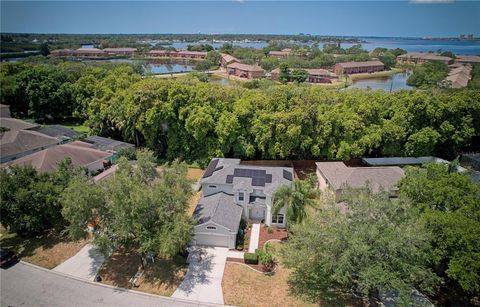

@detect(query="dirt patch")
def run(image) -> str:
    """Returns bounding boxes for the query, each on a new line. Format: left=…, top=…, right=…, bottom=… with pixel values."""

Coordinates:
left=187, top=167, right=204, bottom=182
left=259, top=225, right=288, bottom=249
left=99, top=249, right=187, bottom=297
left=0, top=228, right=87, bottom=269
left=186, top=190, right=202, bottom=217
left=222, top=262, right=316, bottom=307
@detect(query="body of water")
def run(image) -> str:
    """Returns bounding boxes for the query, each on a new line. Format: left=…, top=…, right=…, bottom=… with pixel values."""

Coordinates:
left=347, top=72, right=413, bottom=92
left=148, top=63, right=194, bottom=74
left=167, top=37, right=479, bottom=55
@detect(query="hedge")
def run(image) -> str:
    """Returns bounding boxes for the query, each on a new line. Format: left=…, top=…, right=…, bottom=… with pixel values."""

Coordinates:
left=244, top=252, right=258, bottom=264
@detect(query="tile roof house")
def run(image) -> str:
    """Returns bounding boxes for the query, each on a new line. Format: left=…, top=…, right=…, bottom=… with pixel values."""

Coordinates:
left=0, top=117, right=39, bottom=131
left=316, top=162, right=405, bottom=202
left=103, top=48, right=138, bottom=56
left=0, top=130, right=59, bottom=163
left=396, top=52, right=454, bottom=65
left=226, top=62, right=265, bottom=79
left=193, top=158, right=294, bottom=248
left=454, top=55, right=480, bottom=65
left=333, top=60, right=385, bottom=75
left=220, top=53, right=239, bottom=68
left=271, top=68, right=337, bottom=83
left=3, top=141, right=113, bottom=173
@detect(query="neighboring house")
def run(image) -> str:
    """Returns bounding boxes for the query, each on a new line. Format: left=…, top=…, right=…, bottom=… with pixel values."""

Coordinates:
left=84, top=135, right=135, bottom=152
left=0, top=117, right=39, bottom=131
left=192, top=158, right=294, bottom=248
left=268, top=50, right=291, bottom=59
left=316, top=162, right=405, bottom=202
left=454, top=55, right=480, bottom=65
left=147, top=50, right=207, bottom=60
left=50, top=49, right=75, bottom=57
left=220, top=53, right=239, bottom=68
left=0, top=130, right=59, bottom=163
left=74, top=48, right=106, bottom=57
left=226, top=62, right=265, bottom=79
left=103, top=48, right=138, bottom=56
left=2, top=141, right=113, bottom=173
left=0, top=104, right=11, bottom=118
left=396, top=52, right=454, bottom=65
left=36, top=125, right=82, bottom=143
left=445, top=65, right=472, bottom=88
left=271, top=68, right=337, bottom=83
left=333, top=60, right=385, bottom=76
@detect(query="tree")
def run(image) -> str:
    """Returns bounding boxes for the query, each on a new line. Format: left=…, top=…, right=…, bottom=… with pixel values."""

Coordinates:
left=279, top=63, right=290, bottom=84
left=61, top=149, right=194, bottom=268
left=399, top=163, right=480, bottom=300
left=290, top=69, right=309, bottom=83
left=281, top=188, right=439, bottom=304
left=407, top=60, right=449, bottom=88
left=272, top=177, right=318, bottom=225
left=40, top=43, right=50, bottom=56
left=0, top=166, right=69, bottom=235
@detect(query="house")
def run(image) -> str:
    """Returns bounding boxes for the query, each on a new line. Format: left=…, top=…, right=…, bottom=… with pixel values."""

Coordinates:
left=271, top=68, right=336, bottom=83
left=454, top=55, right=480, bottom=65
left=148, top=50, right=207, bottom=60
left=315, top=162, right=405, bottom=202
left=84, top=135, right=134, bottom=152
left=74, top=48, right=106, bottom=58
left=35, top=125, right=82, bottom=143
left=268, top=50, right=291, bottom=59
left=220, top=53, right=239, bottom=68
left=226, top=62, right=265, bottom=79
left=192, top=158, right=294, bottom=248
left=0, top=104, right=11, bottom=118
left=396, top=52, right=454, bottom=65
left=0, top=117, right=39, bottom=131
left=444, top=65, right=472, bottom=88
left=333, top=61, right=385, bottom=76
left=2, top=141, right=113, bottom=173
left=0, top=130, right=59, bottom=163
left=103, top=48, right=137, bottom=56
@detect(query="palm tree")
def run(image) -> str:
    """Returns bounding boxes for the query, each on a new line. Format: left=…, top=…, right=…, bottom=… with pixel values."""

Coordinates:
left=272, top=178, right=319, bottom=225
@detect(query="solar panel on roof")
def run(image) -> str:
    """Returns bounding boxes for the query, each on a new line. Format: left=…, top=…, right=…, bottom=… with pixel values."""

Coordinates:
left=202, top=159, right=219, bottom=178
left=283, top=170, right=293, bottom=181
left=266, top=174, right=272, bottom=183
left=251, top=177, right=265, bottom=187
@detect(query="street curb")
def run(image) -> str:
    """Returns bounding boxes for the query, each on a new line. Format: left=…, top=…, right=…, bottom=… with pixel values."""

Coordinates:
left=19, top=260, right=226, bottom=307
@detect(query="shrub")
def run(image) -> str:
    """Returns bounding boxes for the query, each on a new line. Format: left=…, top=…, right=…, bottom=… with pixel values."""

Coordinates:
left=257, top=249, right=274, bottom=266
left=244, top=252, right=258, bottom=264
left=267, top=227, right=273, bottom=234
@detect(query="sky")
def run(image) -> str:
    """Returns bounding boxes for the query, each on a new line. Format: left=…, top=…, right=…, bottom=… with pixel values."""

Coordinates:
left=1, top=1, right=479, bottom=37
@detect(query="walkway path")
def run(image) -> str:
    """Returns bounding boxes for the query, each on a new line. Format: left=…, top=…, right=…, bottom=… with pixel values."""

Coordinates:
left=53, top=243, right=105, bottom=281
left=172, top=247, right=228, bottom=305
left=2, top=261, right=221, bottom=307
left=248, top=223, right=261, bottom=253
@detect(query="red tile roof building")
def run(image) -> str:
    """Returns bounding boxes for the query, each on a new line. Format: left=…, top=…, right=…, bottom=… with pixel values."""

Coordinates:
left=148, top=50, right=207, bottom=60
left=220, top=53, right=239, bottom=68
left=333, top=60, right=385, bottom=75
left=396, top=52, right=454, bottom=65
left=226, top=62, right=265, bottom=79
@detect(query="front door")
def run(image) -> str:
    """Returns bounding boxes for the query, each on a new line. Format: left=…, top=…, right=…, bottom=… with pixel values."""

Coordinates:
left=249, top=207, right=265, bottom=220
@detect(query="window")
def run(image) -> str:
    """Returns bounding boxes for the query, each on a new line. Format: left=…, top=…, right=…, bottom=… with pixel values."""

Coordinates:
left=272, top=214, right=284, bottom=224
left=208, top=185, right=217, bottom=189
left=238, top=192, right=244, bottom=201
left=206, top=226, right=217, bottom=230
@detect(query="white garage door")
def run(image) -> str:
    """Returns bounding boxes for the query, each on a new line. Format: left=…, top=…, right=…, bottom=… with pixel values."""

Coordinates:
left=194, top=233, right=230, bottom=248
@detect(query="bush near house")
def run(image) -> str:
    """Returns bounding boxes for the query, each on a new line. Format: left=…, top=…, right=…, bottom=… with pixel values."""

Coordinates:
left=244, top=252, right=258, bottom=264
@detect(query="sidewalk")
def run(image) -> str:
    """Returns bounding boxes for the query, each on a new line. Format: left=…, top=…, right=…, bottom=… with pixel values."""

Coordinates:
left=53, top=243, right=105, bottom=281
left=248, top=223, right=260, bottom=253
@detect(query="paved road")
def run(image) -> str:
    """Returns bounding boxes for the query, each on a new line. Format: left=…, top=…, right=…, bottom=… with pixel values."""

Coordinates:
left=1, top=261, right=222, bottom=307
left=53, top=243, right=105, bottom=281
left=172, top=247, right=228, bottom=305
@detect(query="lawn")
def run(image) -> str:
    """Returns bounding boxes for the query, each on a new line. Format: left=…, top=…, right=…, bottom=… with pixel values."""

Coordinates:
left=187, top=167, right=204, bottom=182
left=60, top=122, right=91, bottom=134
left=187, top=190, right=202, bottom=217
left=98, top=248, right=188, bottom=297
left=0, top=227, right=87, bottom=269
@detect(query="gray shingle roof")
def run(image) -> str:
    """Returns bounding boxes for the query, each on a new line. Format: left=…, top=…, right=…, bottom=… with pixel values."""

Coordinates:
left=0, top=130, right=59, bottom=160
left=0, top=118, right=39, bottom=131
left=200, top=158, right=294, bottom=196
left=37, top=125, right=82, bottom=139
left=193, top=192, right=243, bottom=232
left=316, top=162, right=404, bottom=193
left=85, top=136, right=134, bottom=152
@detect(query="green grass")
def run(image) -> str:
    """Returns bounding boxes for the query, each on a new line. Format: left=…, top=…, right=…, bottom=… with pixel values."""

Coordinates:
left=60, top=123, right=90, bottom=134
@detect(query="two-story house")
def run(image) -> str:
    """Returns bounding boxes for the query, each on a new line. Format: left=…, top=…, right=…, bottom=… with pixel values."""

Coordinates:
left=192, top=158, right=294, bottom=248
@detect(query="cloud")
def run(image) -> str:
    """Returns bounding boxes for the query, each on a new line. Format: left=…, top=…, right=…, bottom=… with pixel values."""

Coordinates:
left=409, top=0, right=454, bottom=4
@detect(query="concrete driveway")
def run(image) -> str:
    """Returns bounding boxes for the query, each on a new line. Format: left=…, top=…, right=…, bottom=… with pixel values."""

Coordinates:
left=172, top=246, right=228, bottom=305
left=53, top=243, right=105, bottom=281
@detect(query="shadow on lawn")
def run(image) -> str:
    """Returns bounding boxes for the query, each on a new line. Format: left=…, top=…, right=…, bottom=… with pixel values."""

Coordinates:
left=0, top=228, right=66, bottom=259
left=99, top=248, right=188, bottom=295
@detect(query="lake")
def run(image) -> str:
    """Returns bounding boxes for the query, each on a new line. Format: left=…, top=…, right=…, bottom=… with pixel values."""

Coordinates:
left=347, top=72, right=413, bottom=92
left=148, top=63, right=194, bottom=74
